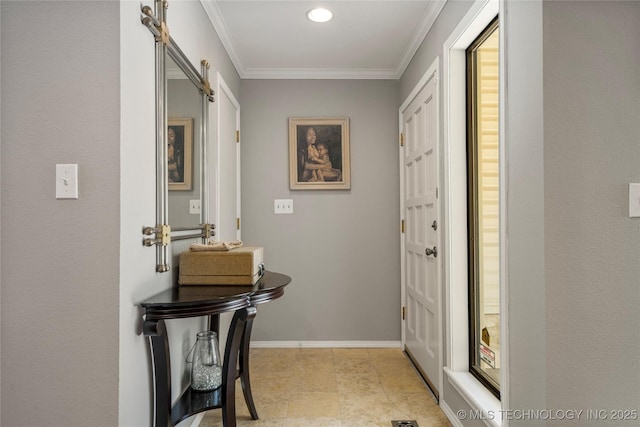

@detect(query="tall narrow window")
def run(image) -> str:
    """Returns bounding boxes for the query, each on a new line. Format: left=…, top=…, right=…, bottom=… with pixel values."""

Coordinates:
left=466, top=17, right=500, bottom=398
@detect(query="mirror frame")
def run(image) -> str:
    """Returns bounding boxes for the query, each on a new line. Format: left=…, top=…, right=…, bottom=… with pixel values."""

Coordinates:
left=141, top=0, right=215, bottom=272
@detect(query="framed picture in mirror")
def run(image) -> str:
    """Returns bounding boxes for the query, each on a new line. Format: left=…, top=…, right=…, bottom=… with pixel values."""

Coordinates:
left=289, top=117, right=350, bottom=190
left=168, top=117, right=193, bottom=191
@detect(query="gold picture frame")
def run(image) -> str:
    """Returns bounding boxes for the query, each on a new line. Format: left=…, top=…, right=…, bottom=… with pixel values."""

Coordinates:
left=289, top=117, right=350, bottom=190
left=168, top=117, right=193, bottom=191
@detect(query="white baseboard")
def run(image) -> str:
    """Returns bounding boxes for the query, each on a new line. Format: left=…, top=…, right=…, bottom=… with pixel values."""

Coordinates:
left=440, top=400, right=464, bottom=427
left=250, top=341, right=402, bottom=348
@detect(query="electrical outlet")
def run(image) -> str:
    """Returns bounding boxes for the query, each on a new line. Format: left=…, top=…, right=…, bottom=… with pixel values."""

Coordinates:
left=189, top=199, right=201, bottom=214
left=56, top=164, right=78, bottom=199
left=274, top=199, right=293, bottom=214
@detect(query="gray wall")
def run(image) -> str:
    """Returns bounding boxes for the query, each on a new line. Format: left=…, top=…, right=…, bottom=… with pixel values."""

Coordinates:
left=119, top=1, right=241, bottom=425
left=504, top=0, right=547, bottom=420
left=240, top=79, right=401, bottom=342
left=1, top=1, right=120, bottom=425
left=3, top=1, right=638, bottom=425
left=400, top=0, right=475, bottom=102
left=400, top=0, right=639, bottom=424
left=1, top=1, right=241, bottom=425
left=1, top=4, right=3, bottom=423
left=543, top=1, right=640, bottom=422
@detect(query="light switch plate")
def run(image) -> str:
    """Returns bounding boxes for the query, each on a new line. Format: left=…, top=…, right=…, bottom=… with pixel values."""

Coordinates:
left=630, top=183, right=640, bottom=217
left=189, top=199, right=201, bottom=214
left=274, top=199, right=293, bottom=214
left=56, top=164, right=78, bottom=199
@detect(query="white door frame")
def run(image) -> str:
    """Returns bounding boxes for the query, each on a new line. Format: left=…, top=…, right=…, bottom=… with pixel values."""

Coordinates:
left=211, top=72, right=242, bottom=394
left=439, top=0, right=506, bottom=422
left=214, top=71, right=241, bottom=240
left=399, top=57, right=443, bottom=398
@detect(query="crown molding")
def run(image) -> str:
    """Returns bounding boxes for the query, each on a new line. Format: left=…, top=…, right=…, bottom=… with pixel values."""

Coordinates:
left=200, top=0, right=447, bottom=80
left=240, top=67, right=400, bottom=80
left=200, top=0, right=247, bottom=77
left=395, top=0, right=447, bottom=78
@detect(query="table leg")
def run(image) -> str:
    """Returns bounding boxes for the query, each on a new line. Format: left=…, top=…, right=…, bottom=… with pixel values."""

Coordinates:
left=239, top=314, right=258, bottom=419
left=143, top=319, right=171, bottom=427
left=221, top=306, right=257, bottom=427
left=209, top=313, right=220, bottom=334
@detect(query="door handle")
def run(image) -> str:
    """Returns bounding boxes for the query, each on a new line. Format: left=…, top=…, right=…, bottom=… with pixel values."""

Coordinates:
left=425, top=246, right=438, bottom=257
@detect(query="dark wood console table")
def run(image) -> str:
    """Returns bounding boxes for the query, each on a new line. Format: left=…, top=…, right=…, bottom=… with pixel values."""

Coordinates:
left=139, top=271, right=291, bottom=427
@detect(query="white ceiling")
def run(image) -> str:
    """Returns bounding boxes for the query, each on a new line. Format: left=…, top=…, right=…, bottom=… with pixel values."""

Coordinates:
left=200, top=1, right=446, bottom=79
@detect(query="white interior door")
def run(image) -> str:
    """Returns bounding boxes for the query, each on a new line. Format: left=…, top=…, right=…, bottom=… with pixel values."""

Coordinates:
left=214, top=73, right=241, bottom=360
left=216, top=73, right=241, bottom=242
left=400, top=63, right=441, bottom=399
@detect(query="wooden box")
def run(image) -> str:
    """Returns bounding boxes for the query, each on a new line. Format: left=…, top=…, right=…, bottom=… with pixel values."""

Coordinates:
left=178, top=247, right=264, bottom=285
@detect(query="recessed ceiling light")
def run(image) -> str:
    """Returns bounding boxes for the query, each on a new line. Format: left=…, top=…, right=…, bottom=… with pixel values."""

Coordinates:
left=307, top=8, right=333, bottom=23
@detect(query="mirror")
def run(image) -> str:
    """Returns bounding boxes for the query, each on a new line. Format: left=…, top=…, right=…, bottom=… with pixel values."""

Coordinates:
left=141, top=0, right=215, bottom=272
left=167, top=55, right=202, bottom=230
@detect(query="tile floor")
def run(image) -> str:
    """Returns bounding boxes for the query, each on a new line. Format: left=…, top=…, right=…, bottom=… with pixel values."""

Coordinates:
left=200, top=348, right=452, bottom=427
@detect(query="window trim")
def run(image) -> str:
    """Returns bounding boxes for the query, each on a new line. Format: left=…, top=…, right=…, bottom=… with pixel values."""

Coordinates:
left=466, top=16, right=501, bottom=399
left=440, top=0, right=505, bottom=424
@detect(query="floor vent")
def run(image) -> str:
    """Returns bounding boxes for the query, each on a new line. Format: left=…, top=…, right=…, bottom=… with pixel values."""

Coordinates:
left=391, top=421, right=419, bottom=427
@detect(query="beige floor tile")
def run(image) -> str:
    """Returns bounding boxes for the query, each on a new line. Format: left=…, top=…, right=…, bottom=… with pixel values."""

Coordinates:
left=298, top=348, right=334, bottom=359
left=287, top=391, right=340, bottom=418
left=251, top=355, right=294, bottom=373
left=372, top=356, right=415, bottom=375
left=338, top=391, right=394, bottom=420
left=368, top=347, right=406, bottom=360
left=290, top=369, right=337, bottom=392
left=334, top=357, right=376, bottom=375
left=249, top=368, right=289, bottom=382
left=413, top=410, right=454, bottom=427
left=385, top=390, right=438, bottom=407
left=200, top=390, right=284, bottom=425
left=391, top=395, right=451, bottom=426
left=284, top=417, right=343, bottom=426
left=250, top=372, right=294, bottom=392
left=200, top=348, right=452, bottom=427
left=199, top=411, right=220, bottom=427
left=332, top=347, right=371, bottom=359
left=380, top=372, right=431, bottom=394
left=341, top=417, right=393, bottom=427
left=236, top=417, right=288, bottom=427
left=290, top=356, right=337, bottom=392
left=253, top=392, right=291, bottom=419
left=293, top=358, right=335, bottom=373
left=336, top=372, right=386, bottom=395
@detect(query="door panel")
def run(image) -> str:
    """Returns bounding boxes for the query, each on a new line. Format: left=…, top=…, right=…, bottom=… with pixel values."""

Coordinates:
left=401, top=69, right=441, bottom=399
left=215, top=74, right=241, bottom=358
left=217, top=75, right=240, bottom=242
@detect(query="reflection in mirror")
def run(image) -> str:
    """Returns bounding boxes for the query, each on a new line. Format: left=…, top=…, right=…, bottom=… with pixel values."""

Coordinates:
left=167, top=55, right=202, bottom=230
left=140, top=0, right=215, bottom=272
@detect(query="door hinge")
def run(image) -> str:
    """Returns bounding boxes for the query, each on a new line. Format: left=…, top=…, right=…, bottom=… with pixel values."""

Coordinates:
left=402, top=306, right=406, bottom=320
left=400, top=133, right=404, bottom=147
left=236, top=130, right=240, bottom=142
left=436, top=187, right=438, bottom=199
left=401, top=219, right=405, bottom=234
left=236, top=217, right=240, bottom=230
